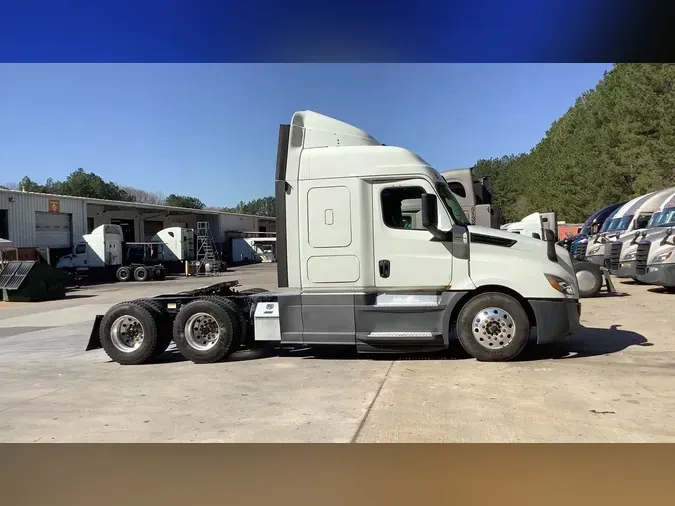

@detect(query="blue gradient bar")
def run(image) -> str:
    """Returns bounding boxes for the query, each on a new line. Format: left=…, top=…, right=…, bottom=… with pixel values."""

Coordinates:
left=0, top=0, right=642, bottom=62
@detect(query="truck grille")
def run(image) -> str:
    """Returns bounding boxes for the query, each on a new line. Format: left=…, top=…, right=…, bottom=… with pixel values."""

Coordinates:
left=575, top=241, right=588, bottom=260
left=635, top=241, right=651, bottom=275
left=609, top=241, right=623, bottom=270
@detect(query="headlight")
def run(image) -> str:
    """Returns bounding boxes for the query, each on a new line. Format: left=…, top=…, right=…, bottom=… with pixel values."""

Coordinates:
left=654, top=251, right=673, bottom=263
left=545, top=274, right=575, bottom=297
left=624, top=252, right=636, bottom=261
left=587, top=247, right=601, bottom=255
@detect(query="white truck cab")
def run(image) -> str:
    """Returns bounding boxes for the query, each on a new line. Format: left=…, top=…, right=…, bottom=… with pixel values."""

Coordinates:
left=273, top=111, right=580, bottom=361
left=608, top=188, right=675, bottom=277
left=56, top=224, right=124, bottom=272
left=584, top=192, right=655, bottom=267
left=500, top=212, right=557, bottom=240
left=634, top=192, right=675, bottom=288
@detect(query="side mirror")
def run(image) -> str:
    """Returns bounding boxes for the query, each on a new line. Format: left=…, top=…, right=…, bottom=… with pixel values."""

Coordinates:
left=421, top=193, right=438, bottom=229
left=662, top=227, right=674, bottom=245
left=544, top=229, right=557, bottom=262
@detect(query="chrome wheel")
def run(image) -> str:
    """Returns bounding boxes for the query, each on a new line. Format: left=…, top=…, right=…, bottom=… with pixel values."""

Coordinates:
left=185, top=312, right=221, bottom=351
left=576, top=269, right=597, bottom=294
left=472, top=307, right=515, bottom=350
left=110, top=315, right=144, bottom=353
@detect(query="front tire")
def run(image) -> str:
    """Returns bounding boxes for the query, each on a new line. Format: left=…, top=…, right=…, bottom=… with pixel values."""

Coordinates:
left=456, top=292, right=530, bottom=362
left=574, top=261, right=603, bottom=297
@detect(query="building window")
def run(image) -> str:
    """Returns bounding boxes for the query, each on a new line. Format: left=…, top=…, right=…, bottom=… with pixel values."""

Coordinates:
left=87, top=217, right=95, bottom=234
left=381, top=186, right=427, bottom=230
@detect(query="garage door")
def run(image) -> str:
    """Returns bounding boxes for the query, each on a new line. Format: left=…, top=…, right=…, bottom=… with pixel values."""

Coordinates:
left=35, top=212, right=72, bottom=248
left=143, top=220, right=164, bottom=241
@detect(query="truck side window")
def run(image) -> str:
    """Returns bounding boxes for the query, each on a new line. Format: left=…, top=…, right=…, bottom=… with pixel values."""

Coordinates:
left=381, top=186, right=426, bottom=230
left=75, top=243, right=86, bottom=254
left=448, top=182, right=466, bottom=198
left=636, top=214, right=651, bottom=229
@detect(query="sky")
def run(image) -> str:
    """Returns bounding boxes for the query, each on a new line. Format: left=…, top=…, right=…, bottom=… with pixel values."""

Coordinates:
left=0, top=64, right=612, bottom=208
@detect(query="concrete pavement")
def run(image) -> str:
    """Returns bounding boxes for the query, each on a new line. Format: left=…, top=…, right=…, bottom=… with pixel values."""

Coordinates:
left=0, top=265, right=673, bottom=442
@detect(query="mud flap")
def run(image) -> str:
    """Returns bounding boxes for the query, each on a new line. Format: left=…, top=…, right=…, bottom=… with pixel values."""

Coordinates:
left=86, top=314, right=103, bottom=351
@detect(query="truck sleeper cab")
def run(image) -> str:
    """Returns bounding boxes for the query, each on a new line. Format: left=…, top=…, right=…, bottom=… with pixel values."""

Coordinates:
left=609, top=189, right=675, bottom=278
left=88, top=111, right=580, bottom=366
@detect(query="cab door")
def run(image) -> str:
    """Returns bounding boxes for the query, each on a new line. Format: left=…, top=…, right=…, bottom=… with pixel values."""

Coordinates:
left=372, top=178, right=453, bottom=290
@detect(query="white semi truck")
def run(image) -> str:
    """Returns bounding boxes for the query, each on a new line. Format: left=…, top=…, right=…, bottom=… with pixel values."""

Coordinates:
left=634, top=192, right=675, bottom=290
left=500, top=212, right=557, bottom=240
left=87, top=111, right=580, bottom=365
left=583, top=192, right=656, bottom=267
left=608, top=188, right=675, bottom=278
left=57, top=224, right=196, bottom=282
left=441, top=168, right=501, bottom=228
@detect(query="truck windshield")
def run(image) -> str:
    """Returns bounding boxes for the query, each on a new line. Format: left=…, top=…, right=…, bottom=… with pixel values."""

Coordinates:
left=658, top=207, right=675, bottom=227
left=435, top=181, right=470, bottom=226
left=601, top=218, right=619, bottom=233
left=647, top=212, right=662, bottom=228
left=616, top=215, right=634, bottom=231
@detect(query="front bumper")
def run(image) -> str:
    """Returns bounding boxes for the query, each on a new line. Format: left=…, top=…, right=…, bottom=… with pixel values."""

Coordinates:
left=612, top=260, right=635, bottom=278
left=586, top=254, right=607, bottom=267
left=642, top=263, right=675, bottom=287
left=529, top=298, right=581, bottom=344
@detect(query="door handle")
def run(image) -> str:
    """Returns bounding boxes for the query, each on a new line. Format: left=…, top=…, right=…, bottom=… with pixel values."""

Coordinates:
left=379, top=260, right=390, bottom=278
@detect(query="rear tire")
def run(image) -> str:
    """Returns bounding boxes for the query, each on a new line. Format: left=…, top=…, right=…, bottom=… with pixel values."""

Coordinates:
left=172, top=299, right=238, bottom=364
left=99, top=302, right=162, bottom=365
left=574, top=262, right=603, bottom=298
left=456, top=292, right=530, bottom=362
left=133, top=299, right=173, bottom=359
left=134, top=266, right=150, bottom=282
left=116, top=266, right=132, bottom=282
left=202, top=296, right=246, bottom=349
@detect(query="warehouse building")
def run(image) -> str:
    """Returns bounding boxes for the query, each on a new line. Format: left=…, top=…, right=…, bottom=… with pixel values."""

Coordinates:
left=0, top=188, right=275, bottom=263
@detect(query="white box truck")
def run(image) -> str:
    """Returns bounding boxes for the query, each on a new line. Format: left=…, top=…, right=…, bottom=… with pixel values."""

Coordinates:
left=87, top=111, right=580, bottom=365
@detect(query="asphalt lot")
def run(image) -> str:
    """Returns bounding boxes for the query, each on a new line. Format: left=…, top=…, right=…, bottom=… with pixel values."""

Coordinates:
left=0, top=263, right=673, bottom=442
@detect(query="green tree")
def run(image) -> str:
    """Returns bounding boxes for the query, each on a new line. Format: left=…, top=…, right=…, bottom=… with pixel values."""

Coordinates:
left=166, top=194, right=206, bottom=209
left=476, top=64, right=675, bottom=223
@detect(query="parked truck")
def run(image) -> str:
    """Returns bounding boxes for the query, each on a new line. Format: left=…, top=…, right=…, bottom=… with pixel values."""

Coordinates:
left=634, top=192, right=675, bottom=290
left=87, top=111, right=580, bottom=366
left=607, top=188, right=675, bottom=278
left=583, top=192, right=656, bottom=267
left=57, top=224, right=167, bottom=282
left=441, top=168, right=501, bottom=228
left=559, top=201, right=625, bottom=255
left=500, top=212, right=557, bottom=240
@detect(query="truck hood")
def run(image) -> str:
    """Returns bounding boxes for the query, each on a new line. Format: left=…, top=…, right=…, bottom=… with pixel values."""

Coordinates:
left=467, top=224, right=568, bottom=264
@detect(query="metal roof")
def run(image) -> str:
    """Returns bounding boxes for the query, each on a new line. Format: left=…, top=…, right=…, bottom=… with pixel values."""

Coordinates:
left=0, top=188, right=275, bottom=221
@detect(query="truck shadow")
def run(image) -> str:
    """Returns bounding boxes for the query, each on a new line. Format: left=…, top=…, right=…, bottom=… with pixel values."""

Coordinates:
left=518, top=324, right=651, bottom=361
left=148, top=325, right=650, bottom=364
left=152, top=344, right=281, bottom=364
left=647, top=287, right=675, bottom=295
